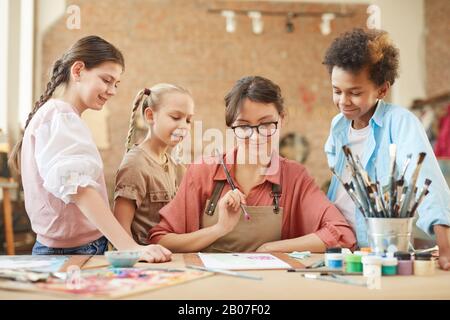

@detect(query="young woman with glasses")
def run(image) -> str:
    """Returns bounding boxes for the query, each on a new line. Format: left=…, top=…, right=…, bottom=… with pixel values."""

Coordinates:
left=148, top=76, right=356, bottom=253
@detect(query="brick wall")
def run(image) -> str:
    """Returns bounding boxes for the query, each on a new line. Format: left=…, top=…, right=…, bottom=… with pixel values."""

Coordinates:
left=41, top=0, right=369, bottom=198
left=425, top=0, right=450, bottom=97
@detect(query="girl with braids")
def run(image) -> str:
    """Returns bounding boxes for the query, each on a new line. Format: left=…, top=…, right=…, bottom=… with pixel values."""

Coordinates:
left=8, top=36, right=171, bottom=262
left=113, top=84, right=194, bottom=245
left=323, top=29, right=450, bottom=269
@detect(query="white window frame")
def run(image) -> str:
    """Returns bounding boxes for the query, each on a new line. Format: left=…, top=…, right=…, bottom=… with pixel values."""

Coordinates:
left=19, top=0, right=35, bottom=128
left=0, top=0, right=9, bottom=133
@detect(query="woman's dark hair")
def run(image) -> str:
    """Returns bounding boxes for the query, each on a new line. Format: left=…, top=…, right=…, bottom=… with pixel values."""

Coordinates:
left=224, top=76, right=285, bottom=127
left=323, top=28, right=399, bottom=87
left=8, top=35, right=125, bottom=174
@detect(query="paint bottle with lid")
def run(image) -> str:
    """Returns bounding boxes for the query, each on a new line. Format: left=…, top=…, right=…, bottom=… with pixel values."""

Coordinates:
left=394, top=251, right=413, bottom=276
left=345, top=254, right=363, bottom=273
left=325, top=247, right=343, bottom=269
left=414, top=252, right=435, bottom=276
left=362, top=255, right=382, bottom=277
left=381, top=256, right=398, bottom=275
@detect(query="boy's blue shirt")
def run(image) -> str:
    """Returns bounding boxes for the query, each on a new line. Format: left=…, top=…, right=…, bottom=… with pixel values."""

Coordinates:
left=325, top=99, right=450, bottom=247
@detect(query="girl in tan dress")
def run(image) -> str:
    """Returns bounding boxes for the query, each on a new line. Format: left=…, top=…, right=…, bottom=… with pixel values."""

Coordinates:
left=114, top=84, right=194, bottom=244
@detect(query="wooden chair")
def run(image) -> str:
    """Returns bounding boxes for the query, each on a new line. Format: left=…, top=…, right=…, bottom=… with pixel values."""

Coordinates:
left=1, top=177, right=18, bottom=255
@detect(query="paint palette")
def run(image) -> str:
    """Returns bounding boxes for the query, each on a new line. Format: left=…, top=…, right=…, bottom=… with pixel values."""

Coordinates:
left=33, top=267, right=212, bottom=299
left=105, top=251, right=141, bottom=268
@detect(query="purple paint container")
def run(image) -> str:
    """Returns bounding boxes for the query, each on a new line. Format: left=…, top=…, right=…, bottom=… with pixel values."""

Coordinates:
left=394, top=251, right=413, bottom=276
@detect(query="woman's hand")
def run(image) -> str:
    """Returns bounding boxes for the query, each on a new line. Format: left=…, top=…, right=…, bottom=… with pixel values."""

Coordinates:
left=216, top=189, right=246, bottom=235
left=138, top=244, right=172, bottom=263
left=255, top=243, right=272, bottom=252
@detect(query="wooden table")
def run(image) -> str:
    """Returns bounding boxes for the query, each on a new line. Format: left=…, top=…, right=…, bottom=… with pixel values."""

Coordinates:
left=0, top=178, right=18, bottom=255
left=0, top=254, right=449, bottom=299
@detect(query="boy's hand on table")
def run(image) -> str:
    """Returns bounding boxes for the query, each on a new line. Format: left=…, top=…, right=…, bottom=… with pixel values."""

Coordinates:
left=433, top=225, right=450, bottom=270
left=438, top=249, right=450, bottom=270
left=138, top=244, right=172, bottom=263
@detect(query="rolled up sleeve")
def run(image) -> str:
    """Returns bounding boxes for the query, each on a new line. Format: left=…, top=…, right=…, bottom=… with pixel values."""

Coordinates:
left=114, top=163, right=148, bottom=208
left=294, top=172, right=357, bottom=249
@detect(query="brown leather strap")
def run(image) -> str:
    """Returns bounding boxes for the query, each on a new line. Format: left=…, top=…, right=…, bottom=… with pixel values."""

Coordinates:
left=206, top=181, right=282, bottom=215
left=271, top=183, right=282, bottom=214
left=205, top=180, right=226, bottom=216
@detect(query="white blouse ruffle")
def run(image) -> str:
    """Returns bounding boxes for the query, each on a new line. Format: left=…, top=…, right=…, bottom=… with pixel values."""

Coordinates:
left=34, top=112, right=103, bottom=204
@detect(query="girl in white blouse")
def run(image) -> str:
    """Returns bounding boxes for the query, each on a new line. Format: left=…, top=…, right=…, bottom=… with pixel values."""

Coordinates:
left=8, top=36, right=171, bottom=263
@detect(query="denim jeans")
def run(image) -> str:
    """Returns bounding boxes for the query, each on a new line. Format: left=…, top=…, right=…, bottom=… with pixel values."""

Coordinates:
left=32, top=236, right=108, bottom=255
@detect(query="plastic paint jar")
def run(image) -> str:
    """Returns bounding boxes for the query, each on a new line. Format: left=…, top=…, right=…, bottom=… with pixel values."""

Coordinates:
left=345, top=254, right=363, bottom=273
left=394, top=251, right=413, bottom=276
left=325, top=248, right=343, bottom=269
left=414, top=252, right=436, bottom=276
left=362, top=255, right=382, bottom=277
left=381, top=257, right=398, bottom=276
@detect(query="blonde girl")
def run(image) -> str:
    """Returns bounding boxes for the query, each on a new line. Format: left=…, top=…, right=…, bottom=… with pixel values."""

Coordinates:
left=114, top=84, right=194, bottom=244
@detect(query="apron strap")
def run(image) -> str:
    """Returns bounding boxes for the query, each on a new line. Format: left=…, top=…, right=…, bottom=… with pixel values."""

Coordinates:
left=271, top=183, right=282, bottom=214
left=206, top=181, right=282, bottom=215
left=205, top=180, right=226, bottom=216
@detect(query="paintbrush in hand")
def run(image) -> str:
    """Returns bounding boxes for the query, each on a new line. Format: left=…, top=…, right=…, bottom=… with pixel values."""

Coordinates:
left=215, top=149, right=250, bottom=220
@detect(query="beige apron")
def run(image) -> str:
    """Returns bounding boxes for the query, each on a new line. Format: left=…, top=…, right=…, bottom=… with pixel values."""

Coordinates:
left=201, top=181, right=283, bottom=253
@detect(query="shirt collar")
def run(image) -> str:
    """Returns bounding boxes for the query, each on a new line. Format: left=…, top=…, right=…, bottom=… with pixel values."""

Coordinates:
left=333, top=99, right=387, bottom=134
left=370, top=99, right=387, bottom=127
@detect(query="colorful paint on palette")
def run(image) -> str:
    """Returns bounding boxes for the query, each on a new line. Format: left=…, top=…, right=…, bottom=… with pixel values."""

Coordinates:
left=35, top=267, right=212, bottom=299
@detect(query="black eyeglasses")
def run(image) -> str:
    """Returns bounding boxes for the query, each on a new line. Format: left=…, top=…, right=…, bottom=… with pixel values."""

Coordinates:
left=231, top=121, right=279, bottom=139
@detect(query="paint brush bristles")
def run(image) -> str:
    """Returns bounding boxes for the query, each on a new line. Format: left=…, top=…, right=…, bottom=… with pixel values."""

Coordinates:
left=388, top=144, right=397, bottom=218
left=371, top=183, right=388, bottom=217
left=342, top=146, right=371, bottom=214
left=399, top=153, right=413, bottom=181
left=399, top=152, right=427, bottom=218
left=330, top=167, right=367, bottom=217
left=394, top=180, right=404, bottom=217
left=344, top=183, right=367, bottom=218
left=330, top=167, right=345, bottom=185
left=408, top=179, right=432, bottom=217
left=336, top=145, right=431, bottom=219
left=409, top=190, right=429, bottom=218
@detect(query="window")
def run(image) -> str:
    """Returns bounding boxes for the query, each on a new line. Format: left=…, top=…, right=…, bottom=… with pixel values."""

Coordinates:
left=19, top=0, right=35, bottom=128
left=0, top=0, right=9, bottom=133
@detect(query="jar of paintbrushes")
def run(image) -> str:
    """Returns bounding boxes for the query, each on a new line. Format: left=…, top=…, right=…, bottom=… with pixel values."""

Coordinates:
left=331, top=144, right=431, bottom=253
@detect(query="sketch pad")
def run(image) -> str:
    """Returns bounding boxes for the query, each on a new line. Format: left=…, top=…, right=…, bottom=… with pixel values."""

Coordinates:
left=184, top=252, right=304, bottom=270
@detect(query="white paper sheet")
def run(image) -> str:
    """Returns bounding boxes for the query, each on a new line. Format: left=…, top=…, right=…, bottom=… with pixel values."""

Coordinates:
left=198, top=253, right=291, bottom=270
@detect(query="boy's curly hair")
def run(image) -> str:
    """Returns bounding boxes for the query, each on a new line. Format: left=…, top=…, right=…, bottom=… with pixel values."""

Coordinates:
left=323, top=28, right=399, bottom=87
